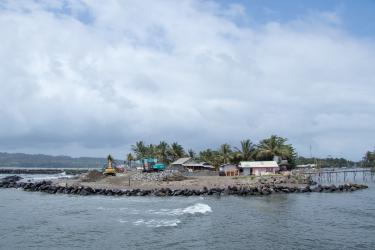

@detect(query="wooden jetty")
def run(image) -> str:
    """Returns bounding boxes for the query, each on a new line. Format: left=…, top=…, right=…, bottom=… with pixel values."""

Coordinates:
left=302, top=169, right=374, bottom=183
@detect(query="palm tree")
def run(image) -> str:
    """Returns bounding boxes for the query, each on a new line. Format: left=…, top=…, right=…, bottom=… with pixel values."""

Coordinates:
left=235, top=139, right=256, bottom=161
left=256, top=135, right=292, bottom=161
left=126, top=153, right=134, bottom=168
left=131, top=141, right=148, bottom=159
left=188, top=149, right=196, bottom=159
left=219, top=143, right=232, bottom=164
left=363, top=150, right=375, bottom=168
left=199, top=149, right=221, bottom=168
left=146, top=143, right=157, bottom=158
left=169, top=142, right=186, bottom=162
left=156, top=141, right=170, bottom=164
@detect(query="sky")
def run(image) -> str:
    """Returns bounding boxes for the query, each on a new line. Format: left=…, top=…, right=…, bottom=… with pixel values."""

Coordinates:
left=0, top=0, right=374, bottom=160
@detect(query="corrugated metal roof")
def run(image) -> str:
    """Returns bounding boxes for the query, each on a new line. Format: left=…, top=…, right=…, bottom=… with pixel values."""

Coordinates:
left=183, top=163, right=215, bottom=169
left=240, top=161, right=279, bottom=168
left=171, top=157, right=191, bottom=165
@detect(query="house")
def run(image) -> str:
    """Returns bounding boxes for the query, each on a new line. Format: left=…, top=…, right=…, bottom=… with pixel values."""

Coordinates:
left=219, top=164, right=240, bottom=176
left=169, top=158, right=215, bottom=172
left=239, top=161, right=279, bottom=176
left=169, top=157, right=192, bottom=171
left=182, top=162, right=215, bottom=172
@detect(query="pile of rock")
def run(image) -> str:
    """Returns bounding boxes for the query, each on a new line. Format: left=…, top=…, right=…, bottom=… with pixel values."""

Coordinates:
left=80, top=170, right=104, bottom=182
left=162, top=172, right=187, bottom=182
left=0, top=175, right=23, bottom=188
left=130, top=171, right=186, bottom=182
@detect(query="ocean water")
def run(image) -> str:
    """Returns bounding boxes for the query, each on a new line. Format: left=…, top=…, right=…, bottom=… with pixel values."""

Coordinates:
left=0, top=174, right=374, bottom=250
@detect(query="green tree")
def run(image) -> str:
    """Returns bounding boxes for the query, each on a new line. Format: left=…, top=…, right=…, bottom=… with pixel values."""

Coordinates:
left=256, top=135, right=291, bottom=160
left=199, top=149, right=222, bottom=169
left=219, top=143, right=232, bottom=164
left=169, top=142, right=186, bottom=162
left=256, top=135, right=296, bottom=169
left=146, top=144, right=157, bottom=158
left=126, top=153, right=134, bottom=168
left=363, top=150, right=375, bottom=168
left=131, top=141, right=148, bottom=159
left=188, top=149, right=196, bottom=159
left=235, top=139, right=256, bottom=161
left=156, top=141, right=170, bottom=164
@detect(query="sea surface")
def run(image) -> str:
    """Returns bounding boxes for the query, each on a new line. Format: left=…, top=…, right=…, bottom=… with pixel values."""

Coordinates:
left=0, top=172, right=374, bottom=250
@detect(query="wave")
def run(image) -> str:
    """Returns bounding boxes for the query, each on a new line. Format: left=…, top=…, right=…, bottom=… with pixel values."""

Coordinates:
left=19, top=172, right=75, bottom=181
left=132, top=219, right=181, bottom=228
left=149, top=203, right=212, bottom=216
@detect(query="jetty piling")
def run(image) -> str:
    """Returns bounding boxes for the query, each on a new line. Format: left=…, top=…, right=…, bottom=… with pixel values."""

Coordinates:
left=304, top=169, right=373, bottom=184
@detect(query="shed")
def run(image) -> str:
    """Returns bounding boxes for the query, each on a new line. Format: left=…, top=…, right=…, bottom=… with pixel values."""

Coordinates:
left=219, top=164, right=240, bottom=176
left=169, top=157, right=192, bottom=171
left=240, top=161, right=279, bottom=176
left=182, top=162, right=215, bottom=172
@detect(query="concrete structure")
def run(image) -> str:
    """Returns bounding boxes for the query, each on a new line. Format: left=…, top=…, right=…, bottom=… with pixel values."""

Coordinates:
left=240, top=161, right=279, bottom=176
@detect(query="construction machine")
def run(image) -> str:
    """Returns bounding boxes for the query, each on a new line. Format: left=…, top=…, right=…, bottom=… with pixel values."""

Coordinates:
left=103, top=154, right=116, bottom=176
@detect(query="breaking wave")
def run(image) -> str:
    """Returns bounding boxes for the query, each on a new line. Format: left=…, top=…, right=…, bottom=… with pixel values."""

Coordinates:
left=149, top=203, right=212, bottom=216
left=133, top=219, right=181, bottom=228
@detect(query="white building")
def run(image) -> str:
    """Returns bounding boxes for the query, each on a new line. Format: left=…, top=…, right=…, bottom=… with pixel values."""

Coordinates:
left=240, top=161, right=280, bottom=176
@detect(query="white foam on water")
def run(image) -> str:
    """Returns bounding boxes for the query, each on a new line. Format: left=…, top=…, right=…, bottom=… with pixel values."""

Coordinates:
left=182, top=203, right=212, bottom=215
left=149, top=203, right=212, bottom=216
left=132, top=219, right=181, bottom=228
left=22, top=172, right=75, bottom=181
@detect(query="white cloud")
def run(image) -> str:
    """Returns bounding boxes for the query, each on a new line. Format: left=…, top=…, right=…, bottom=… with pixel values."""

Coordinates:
left=0, top=0, right=374, bottom=160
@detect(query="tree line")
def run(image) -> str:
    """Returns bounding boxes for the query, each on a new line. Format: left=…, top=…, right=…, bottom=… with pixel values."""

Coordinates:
left=296, top=156, right=356, bottom=168
left=126, top=135, right=297, bottom=169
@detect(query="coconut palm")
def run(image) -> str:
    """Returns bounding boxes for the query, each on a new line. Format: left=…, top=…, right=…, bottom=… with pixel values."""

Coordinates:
left=146, top=144, right=157, bottom=158
left=199, top=149, right=221, bottom=168
left=156, top=141, right=170, bottom=164
left=188, top=149, right=196, bottom=159
left=131, top=141, right=148, bottom=159
left=235, top=139, right=256, bottom=161
left=126, top=153, right=134, bottom=168
left=169, top=142, right=186, bottom=162
left=256, top=135, right=292, bottom=161
left=219, top=143, right=232, bottom=164
left=363, top=150, right=375, bottom=168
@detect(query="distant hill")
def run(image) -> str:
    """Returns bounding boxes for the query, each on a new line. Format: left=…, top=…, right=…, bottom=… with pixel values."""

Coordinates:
left=0, top=152, right=109, bottom=168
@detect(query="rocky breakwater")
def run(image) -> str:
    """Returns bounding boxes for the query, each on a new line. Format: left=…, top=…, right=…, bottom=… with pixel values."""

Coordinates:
left=0, top=175, right=369, bottom=197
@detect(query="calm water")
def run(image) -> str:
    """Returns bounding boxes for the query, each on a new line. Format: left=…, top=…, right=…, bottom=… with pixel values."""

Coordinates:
left=0, top=174, right=374, bottom=250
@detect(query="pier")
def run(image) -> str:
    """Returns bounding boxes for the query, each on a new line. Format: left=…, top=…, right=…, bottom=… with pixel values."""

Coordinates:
left=302, top=169, right=374, bottom=183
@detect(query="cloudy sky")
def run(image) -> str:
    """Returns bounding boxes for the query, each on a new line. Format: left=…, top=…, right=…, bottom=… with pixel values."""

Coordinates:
left=0, top=0, right=374, bottom=160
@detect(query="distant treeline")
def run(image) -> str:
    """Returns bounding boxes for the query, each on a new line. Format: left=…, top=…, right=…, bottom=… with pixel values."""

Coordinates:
left=296, top=156, right=357, bottom=168
left=128, top=135, right=297, bottom=169
left=0, top=152, right=106, bottom=168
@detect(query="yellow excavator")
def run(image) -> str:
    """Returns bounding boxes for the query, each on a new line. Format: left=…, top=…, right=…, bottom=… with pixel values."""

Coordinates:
left=103, top=154, right=116, bottom=176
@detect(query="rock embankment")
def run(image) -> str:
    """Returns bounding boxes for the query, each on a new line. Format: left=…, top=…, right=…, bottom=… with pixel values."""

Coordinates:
left=0, top=175, right=368, bottom=197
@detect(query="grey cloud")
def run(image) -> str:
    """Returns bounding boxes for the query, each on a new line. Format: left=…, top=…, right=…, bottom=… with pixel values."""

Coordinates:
left=0, top=0, right=374, bottom=160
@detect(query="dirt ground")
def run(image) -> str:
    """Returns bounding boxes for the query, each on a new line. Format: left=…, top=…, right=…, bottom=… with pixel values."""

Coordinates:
left=57, top=173, right=308, bottom=191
